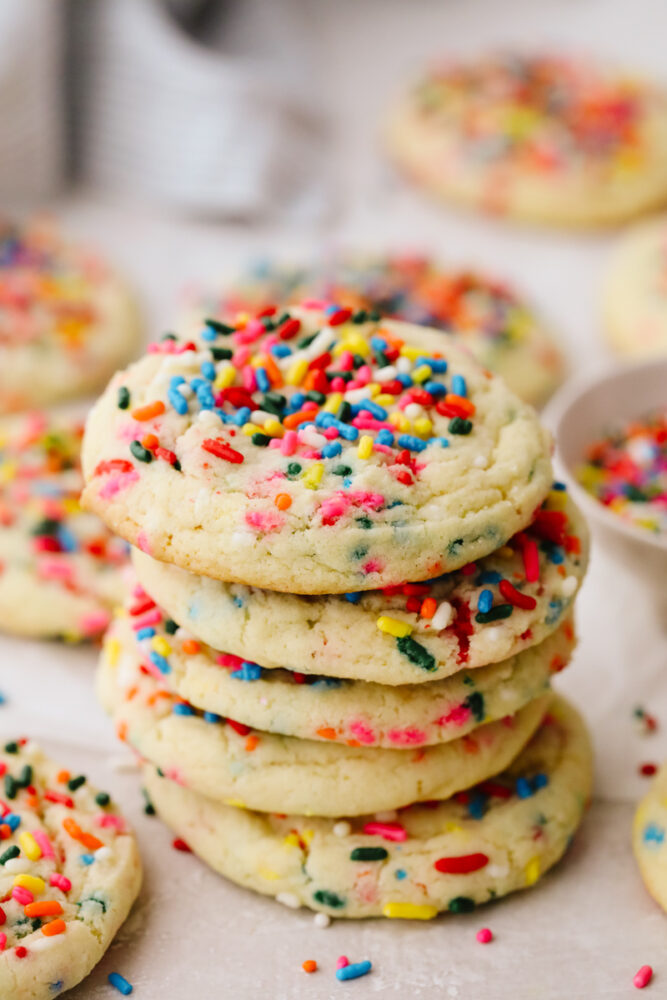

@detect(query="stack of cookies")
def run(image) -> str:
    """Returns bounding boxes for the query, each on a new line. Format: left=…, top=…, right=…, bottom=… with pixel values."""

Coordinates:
left=83, top=301, right=592, bottom=920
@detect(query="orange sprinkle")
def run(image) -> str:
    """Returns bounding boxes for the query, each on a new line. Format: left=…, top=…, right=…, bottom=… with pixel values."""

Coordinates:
left=420, top=597, right=437, bottom=619
left=25, top=796, right=39, bottom=810
left=62, top=817, right=104, bottom=852
left=56, top=770, right=70, bottom=784
left=274, top=493, right=292, bottom=510
left=263, top=353, right=284, bottom=388
left=182, top=639, right=200, bottom=655
left=25, top=901, right=63, bottom=918
left=141, top=433, right=159, bottom=451
left=116, top=721, right=128, bottom=743
left=127, top=685, right=139, bottom=701
left=317, top=727, right=337, bottom=741
left=302, top=960, right=318, bottom=974
left=245, top=735, right=259, bottom=752
left=283, top=409, right=312, bottom=429
left=41, top=919, right=66, bottom=937
left=131, top=400, right=165, bottom=421
left=0, top=825, right=11, bottom=840
left=443, top=393, right=475, bottom=417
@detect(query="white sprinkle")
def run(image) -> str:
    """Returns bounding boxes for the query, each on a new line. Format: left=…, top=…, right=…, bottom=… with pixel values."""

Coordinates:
left=404, top=403, right=423, bottom=420
left=108, top=755, right=140, bottom=774
left=295, top=327, right=335, bottom=362
left=487, top=864, right=510, bottom=878
left=560, top=575, right=578, bottom=597
left=179, top=384, right=194, bottom=398
left=250, top=409, right=273, bottom=425
left=483, top=626, right=502, bottom=645
left=374, top=365, right=397, bottom=383
left=374, top=810, right=397, bottom=822
left=314, top=912, right=331, bottom=928
left=396, top=357, right=411, bottom=374
left=431, top=601, right=453, bottom=631
left=344, top=387, right=373, bottom=404
left=277, top=892, right=301, bottom=909
left=4, top=858, right=30, bottom=874
left=197, top=410, right=220, bottom=429
left=299, top=427, right=327, bottom=448
left=95, top=846, right=113, bottom=862
left=333, top=821, right=351, bottom=837
left=473, top=455, right=488, bottom=468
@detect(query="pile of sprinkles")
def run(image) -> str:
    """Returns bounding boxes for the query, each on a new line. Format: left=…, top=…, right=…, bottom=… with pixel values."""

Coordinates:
left=577, top=407, right=667, bottom=534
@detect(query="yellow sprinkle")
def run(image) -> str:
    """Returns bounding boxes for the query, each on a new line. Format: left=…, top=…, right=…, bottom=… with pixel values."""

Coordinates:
left=336, top=332, right=370, bottom=357
left=374, top=394, right=394, bottom=407
left=413, top=417, right=433, bottom=437
left=235, top=311, right=250, bottom=326
left=151, top=636, right=171, bottom=657
left=104, top=638, right=121, bottom=668
left=286, top=358, right=308, bottom=386
left=258, top=867, right=280, bottom=881
left=18, top=832, right=41, bottom=862
left=283, top=833, right=302, bottom=849
left=214, top=364, right=236, bottom=391
left=323, top=392, right=343, bottom=414
left=263, top=419, right=284, bottom=438
left=412, top=364, right=432, bottom=383
left=388, top=412, right=410, bottom=432
left=496, top=545, right=514, bottom=559
left=545, top=489, right=567, bottom=511
left=14, top=874, right=45, bottom=895
left=357, top=435, right=373, bottom=460
left=302, top=463, right=324, bottom=489
left=367, top=383, right=380, bottom=397
left=525, top=856, right=540, bottom=886
left=443, top=821, right=464, bottom=834
left=241, top=423, right=256, bottom=436
left=224, top=798, right=246, bottom=809
left=399, top=345, right=422, bottom=360
left=63, top=498, right=80, bottom=516
left=383, top=902, right=438, bottom=920
left=377, top=616, right=413, bottom=638
left=301, top=829, right=314, bottom=845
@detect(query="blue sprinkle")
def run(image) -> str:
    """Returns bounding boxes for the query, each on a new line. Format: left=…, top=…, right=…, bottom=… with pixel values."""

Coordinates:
left=344, top=592, right=361, bottom=603
left=173, top=703, right=195, bottom=716
left=552, top=481, right=567, bottom=491
left=231, top=661, right=262, bottom=682
left=270, top=343, right=291, bottom=358
left=477, top=589, right=494, bottom=614
left=201, top=360, right=216, bottom=381
left=643, top=823, right=665, bottom=846
left=395, top=373, right=413, bottom=387
left=4, top=813, right=20, bottom=831
left=201, top=326, right=217, bottom=342
left=477, top=571, right=502, bottom=585
left=255, top=367, right=270, bottom=392
left=108, top=973, right=133, bottom=996
left=136, top=627, right=156, bottom=640
left=336, top=961, right=372, bottom=982
left=423, top=380, right=446, bottom=397
left=168, top=386, right=188, bottom=415
left=376, top=429, right=394, bottom=447
left=0, top=693, right=5, bottom=706
left=315, top=412, right=334, bottom=428
left=358, top=399, right=387, bottom=420
left=337, top=422, right=358, bottom=441
left=343, top=477, right=353, bottom=488
left=232, top=597, right=243, bottom=608
left=290, top=391, right=306, bottom=411
left=451, top=374, right=467, bottom=397
left=397, top=434, right=427, bottom=452
left=515, top=777, right=533, bottom=799
left=394, top=869, right=407, bottom=880
left=80, top=853, right=95, bottom=866
left=170, top=376, right=185, bottom=388
left=325, top=303, right=339, bottom=314
left=533, top=773, right=548, bottom=790
left=57, top=526, right=78, bottom=552
left=149, top=651, right=170, bottom=674
left=231, top=406, right=251, bottom=427
left=467, top=793, right=487, bottom=819
left=370, top=336, right=388, bottom=351
left=203, top=711, right=222, bottom=724
left=322, top=441, right=342, bottom=459
left=427, top=358, right=448, bottom=373
left=545, top=598, right=564, bottom=625
left=428, top=436, right=449, bottom=448
left=548, top=546, right=564, bottom=565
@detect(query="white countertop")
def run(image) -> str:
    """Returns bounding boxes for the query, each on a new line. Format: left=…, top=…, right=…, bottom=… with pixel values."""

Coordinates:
left=1, top=0, right=667, bottom=995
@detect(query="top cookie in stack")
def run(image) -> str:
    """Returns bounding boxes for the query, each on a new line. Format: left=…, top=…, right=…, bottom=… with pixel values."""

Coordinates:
left=81, top=303, right=552, bottom=593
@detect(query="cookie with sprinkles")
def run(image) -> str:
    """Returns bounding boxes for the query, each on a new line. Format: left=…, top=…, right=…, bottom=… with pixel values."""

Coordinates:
left=603, top=215, right=667, bottom=360
left=0, top=218, right=140, bottom=414
left=0, top=411, right=128, bottom=640
left=103, top=590, right=575, bottom=747
left=633, top=763, right=667, bottom=913
left=82, top=304, right=552, bottom=594
left=386, top=54, right=667, bottom=227
left=97, top=643, right=549, bottom=816
left=143, top=694, right=591, bottom=918
left=191, top=253, right=566, bottom=407
left=0, top=739, right=141, bottom=998
left=133, top=485, right=587, bottom=685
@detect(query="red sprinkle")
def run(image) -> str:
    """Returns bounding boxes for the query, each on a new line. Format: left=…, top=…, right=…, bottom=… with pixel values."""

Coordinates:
left=434, top=853, right=489, bottom=874
left=328, top=308, right=352, bottom=326
left=202, top=438, right=244, bottom=464
left=476, top=928, right=493, bottom=944
left=498, top=580, right=537, bottom=610
left=155, top=447, right=178, bottom=466
left=226, top=719, right=251, bottom=737
left=640, top=763, right=658, bottom=777
left=634, top=966, right=653, bottom=989
left=517, top=534, right=540, bottom=583
left=172, top=838, right=192, bottom=853
left=93, top=459, right=134, bottom=476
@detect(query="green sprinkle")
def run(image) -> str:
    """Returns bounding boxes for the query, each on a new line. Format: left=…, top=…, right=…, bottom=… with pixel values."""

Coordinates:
left=261, top=392, right=285, bottom=416
left=396, top=635, right=437, bottom=672
left=286, top=462, right=302, bottom=478
left=95, top=792, right=110, bottom=807
left=351, top=546, right=368, bottom=561
left=17, top=765, right=32, bottom=788
left=306, top=390, right=326, bottom=405
left=161, top=332, right=177, bottom=342
left=4, top=742, right=18, bottom=753
left=4, top=775, right=17, bottom=799
left=332, top=464, right=352, bottom=477
left=313, top=889, right=346, bottom=909
left=368, top=310, right=381, bottom=321
left=204, top=318, right=234, bottom=335
left=0, top=845, right=19, bottom=865
left=117, top=387, right=131, bottom=409
left=449, top=417, right=473, bottom=435
left=130, top=440, right=153, bottom=463
left=464, top=692, right=485, bottom=723
left=31, top=518, right=60, bottom=537
left=336, top=401, right=352, bottom=423
left=449, top=896, right=476, bottom=913
left=352, top=354, right=365, bottom=369
left=351, top=309, right=368, bottom=324
left=142, top=789, right=156, bottom=816
left=164, top=619, right=179, bottom=635
left=297, top=332, right=318, bottom=349
left=251, top=433, right=270, bottom=447
left=68, top=775, right=86, bottom=792
left=210, top=346, right=233, bottom=361
left=350, top=847, right=388, bottom=862
left=355, top=516, right=372, bottom=529
left=475, top=604, right=513, bottom=624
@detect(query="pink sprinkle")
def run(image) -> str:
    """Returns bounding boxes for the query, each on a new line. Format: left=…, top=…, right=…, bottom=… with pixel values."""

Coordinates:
left=356, top=365, right=372, bottom=384
left=336, top=956, right=349, bottom=970
left=12, top=887, right=33, bottom=906
left=79, top=611, right=111, bottom=637
left=36, top=559, right=74, bottom=581
left=634, top=966, right=653, bottom=989
left=32, top=831, right=54, bottom=860
left=323, top=426, right=339, bottom=440
left=386, top=727, right=428, bottom=746
left=436, top=704, right=472, bottom=728
left=362, top=559, right=383, bottom=574
left=330, top=377, right=346, bottom=392
left=338, top=351, right=354, bottom=371
left=217, top=653, right=244, bottom=669
left=96, top=814, right=125, bottom=831
left=280, top=431, right=298, bottom=456
left=50, top=873, right=71, bottom=892
left=476, top=928, right=493, bottom=944
left=242, top=366, right=257, bottom=392
left=136, top=530, right=151, bottom=554
left=302, top=298, right=328, bottom=310
left=232, top=346, right=252, bottom=367
left=132, top=609, right=162, bottom=631
left=362, top=822, right=407, bottom=842
left=268, top=438, right=282, bottom=450
left=348, top=720, right=375, bottom=744
left=99, top=470, right=139, bottom=499
left=245, top=509, right=284, bottom=534
left=234, top=319, right=265, bottom=345
left=0, top=933, right=6, bottom=951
